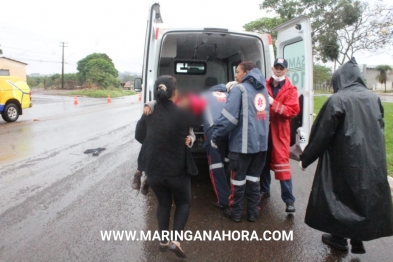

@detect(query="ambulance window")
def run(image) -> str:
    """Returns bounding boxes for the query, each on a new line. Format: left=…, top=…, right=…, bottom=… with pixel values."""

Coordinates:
left=175, top=61, right=206, bottom=75
left=231, top=60, right=241, bottom=81
left=283, top=41, right=305, bottom=92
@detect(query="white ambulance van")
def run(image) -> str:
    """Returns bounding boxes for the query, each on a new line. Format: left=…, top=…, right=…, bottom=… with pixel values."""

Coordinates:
left=135, top=3, right=313, bottom=160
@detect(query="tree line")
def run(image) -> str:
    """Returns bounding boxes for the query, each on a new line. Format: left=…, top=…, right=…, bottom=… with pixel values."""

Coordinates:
left=27, top=53, right=139, bottom=89
left=244, top=0, right=392, bottom=91
left=245, top=0, right=392, bottom=66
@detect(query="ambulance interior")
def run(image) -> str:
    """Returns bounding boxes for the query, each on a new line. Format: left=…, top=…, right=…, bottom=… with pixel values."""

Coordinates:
left=157, top=31, right=302, bottom=155
left=158, top=32, right=267, bottom=94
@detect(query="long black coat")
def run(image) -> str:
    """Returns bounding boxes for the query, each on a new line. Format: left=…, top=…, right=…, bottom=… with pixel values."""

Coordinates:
left=301, top=58, right=393, bottom=241
left=135, top=100, right=192, bottom=177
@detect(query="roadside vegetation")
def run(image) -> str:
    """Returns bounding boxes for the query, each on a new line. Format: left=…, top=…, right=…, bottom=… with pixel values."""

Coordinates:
left=246, top=1, right=393, bottom=66
left=313, top=90, right=333, bottom=94
left=375, top=65, right=393, bottom=93
left=313, top=96, right=393, bottom=177
left=27, top=53, right=140, bottom=91
left=68, top=89, right=136, bottom=98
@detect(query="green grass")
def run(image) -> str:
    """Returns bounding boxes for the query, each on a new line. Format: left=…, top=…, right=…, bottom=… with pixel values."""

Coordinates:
left=313, top=96, right=328, bottom=119
left=68, top=89, right=136, bottom=98
left=384, top=102, right=393, bottom=177
left=314, top=90, right=333, bottom=94
left=313, top=96, right=393, bottom=177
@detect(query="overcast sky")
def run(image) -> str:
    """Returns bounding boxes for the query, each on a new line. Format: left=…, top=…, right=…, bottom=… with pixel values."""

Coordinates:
left=1, top=0, right=391, bottom=75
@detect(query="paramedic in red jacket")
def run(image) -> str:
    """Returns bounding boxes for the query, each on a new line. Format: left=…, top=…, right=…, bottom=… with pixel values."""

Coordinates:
left=260, top=58, right=300, bottom=214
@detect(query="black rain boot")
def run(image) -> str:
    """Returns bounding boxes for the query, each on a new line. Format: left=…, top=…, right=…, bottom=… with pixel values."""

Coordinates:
left=350, top=239, right=366, bottom=254
left=322, top=234, right=348, bottom=251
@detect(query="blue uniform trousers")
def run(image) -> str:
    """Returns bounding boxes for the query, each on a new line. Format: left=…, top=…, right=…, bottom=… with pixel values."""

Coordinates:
left=228, top=151, right=266, bottom=218
left=205, top=128, right=231, bottom=207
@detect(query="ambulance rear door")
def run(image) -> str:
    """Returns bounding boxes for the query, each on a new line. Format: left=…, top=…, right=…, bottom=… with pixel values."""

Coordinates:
left=139, top=3, right=163, bottom=104
left=275, top=16, right=313, bottom=160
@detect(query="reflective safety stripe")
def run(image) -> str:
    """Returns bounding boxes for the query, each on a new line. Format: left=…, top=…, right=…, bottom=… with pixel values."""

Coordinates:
left=274, top=164, right=290, bottom=167
left=224, top=158, right=229, bottom=162
left=238, top=84, right=248, bottom=154
left=210, top=163, right=224, bottom=170
left=275, top=102, right=280, bottom=113
left=246, top=176, right=260, bottom=182
left=274, top=169, right=291, bottom=172
left=231, top=179, right=246, bottom=186
left=279, top=104, right=285, bottom=115
left=222, top=109, right=238, bottom=125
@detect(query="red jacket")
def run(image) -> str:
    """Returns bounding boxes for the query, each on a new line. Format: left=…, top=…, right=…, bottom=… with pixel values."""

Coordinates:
left=267, top=77, right=299, bottom=180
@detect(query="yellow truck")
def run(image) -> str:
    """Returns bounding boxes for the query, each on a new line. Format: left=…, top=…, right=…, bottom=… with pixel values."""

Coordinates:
left=0, top=76, right=32, bottom=122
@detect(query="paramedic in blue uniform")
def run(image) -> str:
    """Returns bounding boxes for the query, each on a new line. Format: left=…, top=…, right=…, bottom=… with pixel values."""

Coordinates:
left=203, top=83, right=233, bottom=210
left=211, top=61, right=269, bottom=222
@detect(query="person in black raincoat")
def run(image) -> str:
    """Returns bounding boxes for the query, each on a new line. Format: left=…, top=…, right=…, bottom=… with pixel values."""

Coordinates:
left=299, top=58, right=393, bottom=254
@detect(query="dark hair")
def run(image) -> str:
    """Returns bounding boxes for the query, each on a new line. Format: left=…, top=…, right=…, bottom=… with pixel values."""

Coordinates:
left=238, top=61, right=257, bottom=72
left=154, top=75, right=177, bottom=102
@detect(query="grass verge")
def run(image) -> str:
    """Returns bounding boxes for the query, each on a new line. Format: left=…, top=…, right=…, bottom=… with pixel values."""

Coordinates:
left=313, top=96, right=393, bottom=177
left=314, top=90, right=333, bottom=94
left=68, top=89, right=136, bottom=98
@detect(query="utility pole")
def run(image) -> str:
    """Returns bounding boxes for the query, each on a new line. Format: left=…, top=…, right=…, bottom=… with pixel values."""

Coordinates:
left=59, top=42, right=68, bottom=89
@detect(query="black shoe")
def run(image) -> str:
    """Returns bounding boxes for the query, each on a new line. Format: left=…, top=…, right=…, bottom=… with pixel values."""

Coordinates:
left=141, top=179, right=149, bottom=195
left=350, top=239, right=366, bottom=254
left=159, top=241, right=169, bottom=252
left=131, top=171, right=142, bottom=190
left=211, top=201, right=225, bottom=210
left=247, top=214, right=258, bottom=222
left=260, top=192, right=271, bottom=198
left=322, top=234, right=348, bottom=251
left=285, top=202, right=296, bottom=214
left=223, top=208, right=241, bottom=222
left=168, top=241, right=186, bottom=258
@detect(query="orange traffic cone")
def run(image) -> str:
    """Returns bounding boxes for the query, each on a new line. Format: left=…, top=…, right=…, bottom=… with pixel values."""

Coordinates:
left=107, top=94, right=111, bottom=103
left=74, top=96, right=78, bottom=105
left=138, top=93, right=142, bottom=101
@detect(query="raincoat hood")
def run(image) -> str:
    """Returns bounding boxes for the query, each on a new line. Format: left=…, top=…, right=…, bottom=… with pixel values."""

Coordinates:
left=242, top=68, right=266, bottom=90
left=207, top=83, right=227, bottom=92
left=332, top=57, right=367, bottom=93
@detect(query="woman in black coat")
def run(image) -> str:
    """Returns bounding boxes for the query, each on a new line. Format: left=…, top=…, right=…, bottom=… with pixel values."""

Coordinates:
left=135, top=75, right=192, bottom=259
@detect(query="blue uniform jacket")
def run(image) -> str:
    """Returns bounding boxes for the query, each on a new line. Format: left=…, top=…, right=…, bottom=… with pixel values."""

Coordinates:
left=212, top=68, right=269, bottom=154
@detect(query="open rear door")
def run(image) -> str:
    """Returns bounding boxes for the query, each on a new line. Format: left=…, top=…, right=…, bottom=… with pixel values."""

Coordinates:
left=141, top=3, right=163, bottom=104
left=274, top=16, right=313, bottom=160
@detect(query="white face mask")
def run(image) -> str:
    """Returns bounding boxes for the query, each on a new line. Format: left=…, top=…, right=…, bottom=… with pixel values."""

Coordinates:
left=272, top=74, right=285, bottom=82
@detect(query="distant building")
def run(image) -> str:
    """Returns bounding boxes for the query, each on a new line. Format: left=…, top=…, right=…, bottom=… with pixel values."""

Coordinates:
left=29, top=73, right=41, bottom=77
left=121, top=81, right=133, bottom=90
left=361, top=64, right=393, bottom=91
left=0, top=57, right=28, bottom=81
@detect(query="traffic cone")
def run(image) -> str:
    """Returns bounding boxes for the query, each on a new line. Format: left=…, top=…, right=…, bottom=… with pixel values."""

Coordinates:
left=107, top=94, right=111, bottom=103
left=138, top=93, right=142, bottom=101
left=74, top=96, right=78, bottom=105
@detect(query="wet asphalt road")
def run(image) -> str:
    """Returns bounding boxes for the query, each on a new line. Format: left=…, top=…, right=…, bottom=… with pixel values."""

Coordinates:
left=1, top=94, right=393, bottom=262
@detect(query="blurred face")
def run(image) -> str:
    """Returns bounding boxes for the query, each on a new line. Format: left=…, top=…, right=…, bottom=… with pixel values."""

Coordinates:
left=235, top=66, right=248, bottom=83
left=170, top=88, right=178, bottom=102
left=176, top=95, right=190, bottom=109
left=272, top=65, right=288, bottom=77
